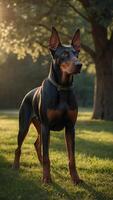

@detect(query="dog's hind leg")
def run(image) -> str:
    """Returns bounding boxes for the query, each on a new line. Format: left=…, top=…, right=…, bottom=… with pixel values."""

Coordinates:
left=32, top=118, right=42, bottom=165
left=13, top=100, right=32, bottom=169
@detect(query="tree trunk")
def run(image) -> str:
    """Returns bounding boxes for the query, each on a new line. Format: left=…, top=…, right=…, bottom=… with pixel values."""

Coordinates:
left=91, top=23, right=113, bottom=120
left=78, top=0, right=113, bottom=120
left=92, top=55, right=113, bottom=120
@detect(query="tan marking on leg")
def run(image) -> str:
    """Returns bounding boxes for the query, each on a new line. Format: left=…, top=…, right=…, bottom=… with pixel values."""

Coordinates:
left=43, top=156, right=52, bottom=184
left=67, top=109, right=78, bottom=123
left=32, top=118, right=42, bottom=165
left=65, top=131, right=81, bottom=184
left=13, top=148, right=21, bottom=169
left=34, top=136, right=42, bottom=165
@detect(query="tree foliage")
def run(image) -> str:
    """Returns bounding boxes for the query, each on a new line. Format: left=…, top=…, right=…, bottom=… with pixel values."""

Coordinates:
left=0, top=0, right=93, bottom=64
left=0, top=0, right=113, bottom=60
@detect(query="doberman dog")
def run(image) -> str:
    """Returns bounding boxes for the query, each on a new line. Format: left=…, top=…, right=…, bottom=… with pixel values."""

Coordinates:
left=13, top=27, right=82, bottom=185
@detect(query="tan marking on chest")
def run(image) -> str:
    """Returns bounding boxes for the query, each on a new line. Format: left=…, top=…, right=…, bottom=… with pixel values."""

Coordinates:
left=47, top=109, right=62, bottom=121
left=67, top=110, right=78, bottom=123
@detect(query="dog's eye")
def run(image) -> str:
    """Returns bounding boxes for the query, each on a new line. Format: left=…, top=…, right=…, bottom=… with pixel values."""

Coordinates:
left=72, top=50, right=78, bottom=58
left=72, top=50, right=76, bottom=55
left=62, top=51, right=69, bottom=57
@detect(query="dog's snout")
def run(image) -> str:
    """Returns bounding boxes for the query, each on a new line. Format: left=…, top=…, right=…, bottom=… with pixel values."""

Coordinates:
left=76, top=63, right=82, bottom=68
left=73, top=60, right=82, bottom=73
left=74, top=60, right=82, bottom=68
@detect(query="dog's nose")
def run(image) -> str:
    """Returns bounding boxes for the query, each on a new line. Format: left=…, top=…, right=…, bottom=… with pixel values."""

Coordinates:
left=75, top=61, right=82, bottom=68
left=76, top=63, right=82, bottom=68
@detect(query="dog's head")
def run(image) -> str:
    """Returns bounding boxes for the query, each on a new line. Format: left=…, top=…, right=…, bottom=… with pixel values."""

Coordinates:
left=49, top=27, right=82, bottom=75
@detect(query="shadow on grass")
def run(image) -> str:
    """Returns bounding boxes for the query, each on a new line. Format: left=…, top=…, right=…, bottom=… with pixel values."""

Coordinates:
left=0, top=155, right=88, bottom=200
left=0, top=154, right=112, bottom=200
left=77, top=137, right=113, bottom=160
left=77, top=120, right=113, bottom=134
left=50, top=133, right=113, bottom=160
left=52, top=169, right=111, bottom=200
left=0, top=155, right=49, bottom=200
left=79, top=182, right=110, bottom=200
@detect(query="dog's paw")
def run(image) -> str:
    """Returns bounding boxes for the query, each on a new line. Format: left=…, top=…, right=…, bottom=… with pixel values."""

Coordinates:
left=12, top=163, right=20, bottom=170
left=73, top=178, right=83, bottom=185
left=42, top=177, right=52, bottom=184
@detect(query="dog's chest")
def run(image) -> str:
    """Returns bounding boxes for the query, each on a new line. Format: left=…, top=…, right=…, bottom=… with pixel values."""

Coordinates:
left=40, top=84, right=78, bottom=130
left=47, top=104, right=77, bottom=131
left=47, top=92, right=76, bottom=122
left=47, top=91, right=70, bottom=117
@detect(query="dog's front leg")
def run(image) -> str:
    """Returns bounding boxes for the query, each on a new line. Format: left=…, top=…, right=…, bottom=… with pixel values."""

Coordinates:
left=41, top=124, right=52, bottom=184
left=65, top=127, right=82, bottom=185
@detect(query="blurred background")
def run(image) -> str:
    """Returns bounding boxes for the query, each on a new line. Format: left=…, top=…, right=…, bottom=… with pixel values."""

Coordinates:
left=0, top=0, right=113, bottom=120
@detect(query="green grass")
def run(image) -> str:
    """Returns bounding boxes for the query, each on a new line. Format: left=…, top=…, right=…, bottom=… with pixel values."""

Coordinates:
left=0, top=108, right=113, bottom=200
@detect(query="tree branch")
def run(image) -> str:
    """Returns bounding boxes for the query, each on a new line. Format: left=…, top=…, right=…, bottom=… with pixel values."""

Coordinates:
left=67, top=2, right=89, bottom=22
left=36, top=24, right=96, bottom=59
left=38, top=24, right=51, bottom=31
left=78, top=0, right=90, bottom=8
left=81, top=43, right=96, bottom=60
left=35, top=39, right=48, bottom=49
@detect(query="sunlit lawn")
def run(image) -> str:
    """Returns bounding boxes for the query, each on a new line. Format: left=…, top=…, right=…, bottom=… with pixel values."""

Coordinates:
left=0, top=108, right=113, bottom=200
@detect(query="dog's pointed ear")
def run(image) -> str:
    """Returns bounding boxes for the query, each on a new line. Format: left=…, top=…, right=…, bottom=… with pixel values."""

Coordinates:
left=49, top=27, right=61, bottom=50
left=71, top=29, right=80, bottom=52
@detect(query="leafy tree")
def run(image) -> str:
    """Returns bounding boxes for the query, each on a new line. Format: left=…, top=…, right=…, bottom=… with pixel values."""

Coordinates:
left=77, top=0, right=113, bottom=120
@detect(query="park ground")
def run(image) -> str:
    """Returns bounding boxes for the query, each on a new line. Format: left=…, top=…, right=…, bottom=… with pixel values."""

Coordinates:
left=0, top=108, right=113, bottom=200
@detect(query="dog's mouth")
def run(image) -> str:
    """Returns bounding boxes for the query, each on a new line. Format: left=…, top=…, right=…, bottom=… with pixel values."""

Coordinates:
left=74, top=68, right=81, bottom=74
left=67, top=66, right=82, bottom=75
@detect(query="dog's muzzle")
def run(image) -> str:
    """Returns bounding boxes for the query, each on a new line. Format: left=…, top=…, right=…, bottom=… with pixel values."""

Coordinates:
left=74, top=61, right=82, bottom=73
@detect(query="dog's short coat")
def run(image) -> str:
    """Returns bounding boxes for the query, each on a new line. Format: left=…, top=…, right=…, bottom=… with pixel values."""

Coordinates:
left=13, top=27, right=82, bottom=184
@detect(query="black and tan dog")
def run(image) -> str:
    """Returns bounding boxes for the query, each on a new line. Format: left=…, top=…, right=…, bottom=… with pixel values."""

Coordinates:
left=13, top=27, right=82, bottom=184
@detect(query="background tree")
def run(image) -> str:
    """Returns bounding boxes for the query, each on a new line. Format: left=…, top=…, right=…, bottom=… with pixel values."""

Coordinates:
left=77, top=0, right=113, bottom=120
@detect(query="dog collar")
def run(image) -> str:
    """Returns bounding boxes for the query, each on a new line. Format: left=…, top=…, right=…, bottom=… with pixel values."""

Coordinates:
left=48, top=76, right=72, bottom=91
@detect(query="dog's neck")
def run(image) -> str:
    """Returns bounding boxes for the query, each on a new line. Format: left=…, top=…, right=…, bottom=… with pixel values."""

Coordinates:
left=48, top=62, right=73, bottom=87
